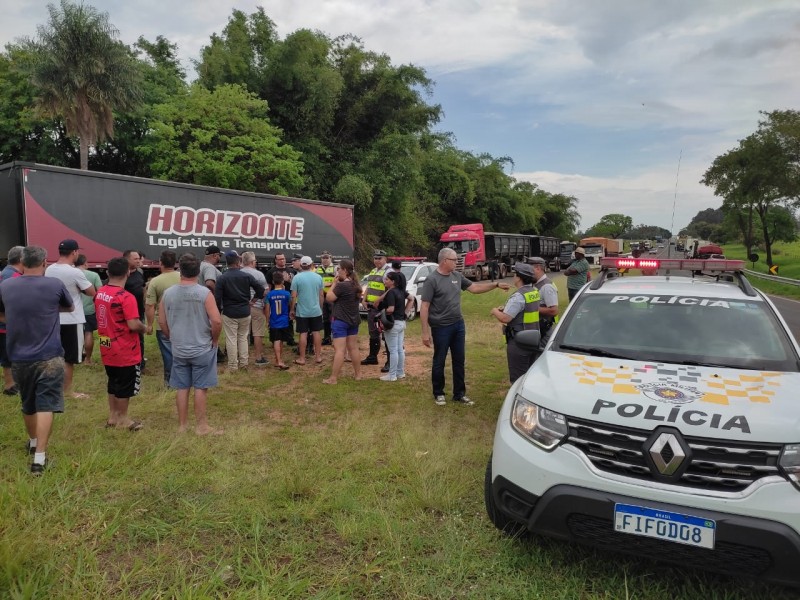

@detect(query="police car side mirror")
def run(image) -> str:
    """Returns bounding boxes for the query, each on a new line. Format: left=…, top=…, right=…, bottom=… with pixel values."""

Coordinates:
left=514, top=330, right=541, bottom=350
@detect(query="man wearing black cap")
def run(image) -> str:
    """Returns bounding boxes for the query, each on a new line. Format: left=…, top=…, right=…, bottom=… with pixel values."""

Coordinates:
left=490, top=261, right=541, bottom=383
left=200, top=245, right=222, bottom=292
left=45, top=239, right=96, bottom=398
left=361, top=250, right=389, bottom=366
left=215, top=250, right=265, bottom=372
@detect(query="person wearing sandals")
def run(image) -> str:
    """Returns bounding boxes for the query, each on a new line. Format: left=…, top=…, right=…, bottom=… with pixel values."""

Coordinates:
left=95, top=258, right=146, bottom=431
left=322, top=259, right=362, bottom=384
left=377, top=271, right=408, bottom=382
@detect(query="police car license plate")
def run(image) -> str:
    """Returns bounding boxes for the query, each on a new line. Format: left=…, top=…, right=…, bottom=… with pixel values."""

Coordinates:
left=614, top=504, right=715, bottom=549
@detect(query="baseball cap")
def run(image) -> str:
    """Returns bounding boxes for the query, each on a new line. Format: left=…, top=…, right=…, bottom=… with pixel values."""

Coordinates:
left=58, top=239, right=80, bottom=252
left=300, top=256, right=313, bottom=266
left=224, top=249, right=240, bottom=260
left=512, top=261, right=535, bottom=278
left=292, top=253, right=303, bottom=261
left=575, top=247, right=586, bottom=255
left=205, top=245, right=222, bottom=255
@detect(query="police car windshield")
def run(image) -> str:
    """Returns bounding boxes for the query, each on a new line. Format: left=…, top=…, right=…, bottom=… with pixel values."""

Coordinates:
left=553, top=294, right=800, bottom=372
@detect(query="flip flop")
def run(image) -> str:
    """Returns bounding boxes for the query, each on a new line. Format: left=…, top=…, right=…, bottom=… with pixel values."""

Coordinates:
left=71, top=392, right=90, bottom=399
left=279, top=365, right=290, bottom=371
left=293, top=359, right=306, bottom=366
left=127, top=421, right=144, bottom=432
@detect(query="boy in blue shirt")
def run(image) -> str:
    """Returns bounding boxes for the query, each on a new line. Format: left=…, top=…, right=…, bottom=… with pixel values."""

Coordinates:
left=266, top=272, right=293, bottom=370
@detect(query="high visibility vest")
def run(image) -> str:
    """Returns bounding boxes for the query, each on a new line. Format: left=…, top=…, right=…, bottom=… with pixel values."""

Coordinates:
left=509, top=285, right=541, bottom=333
left=364, top=265, right=388, bottom=304
left=316, top=265, right=335, bottom=293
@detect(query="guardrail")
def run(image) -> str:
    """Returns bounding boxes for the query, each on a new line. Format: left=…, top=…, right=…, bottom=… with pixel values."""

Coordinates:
left=744, top=269, right=800, bottom=287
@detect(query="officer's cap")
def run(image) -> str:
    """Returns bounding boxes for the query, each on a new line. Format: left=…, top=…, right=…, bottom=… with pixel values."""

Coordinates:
left=527, top=256, right=546, bottom=267
left=373, top=249, right=387, bottom=258
left=512, top=262, right=535, bottom=278
left=574, top=247, right=586, bottom=255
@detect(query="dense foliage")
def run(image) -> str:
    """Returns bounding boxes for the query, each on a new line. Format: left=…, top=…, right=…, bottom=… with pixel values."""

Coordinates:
left=1, top=3, right=581, bottom=262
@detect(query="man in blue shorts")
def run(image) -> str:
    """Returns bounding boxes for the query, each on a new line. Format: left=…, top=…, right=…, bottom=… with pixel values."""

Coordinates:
left=0, top=245, right=73, bottom=475
left=159, top=253, right=223, bottom=435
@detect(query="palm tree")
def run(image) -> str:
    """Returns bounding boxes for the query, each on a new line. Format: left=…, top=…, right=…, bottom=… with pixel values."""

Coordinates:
left=17, top=1, right=141, bottom=170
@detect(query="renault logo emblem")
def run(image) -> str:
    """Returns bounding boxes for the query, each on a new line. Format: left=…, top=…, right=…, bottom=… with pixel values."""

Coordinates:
left=649, top=433, right=685, bottom=475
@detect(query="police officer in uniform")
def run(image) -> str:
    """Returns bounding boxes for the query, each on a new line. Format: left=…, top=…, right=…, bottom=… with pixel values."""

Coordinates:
left=528, top=256, right=559, bottom=362
left=361, top=250, right=389, bottom=365
left=490, top=262, right=541, bottom=383
left=316, top=251, right=336, bottom=345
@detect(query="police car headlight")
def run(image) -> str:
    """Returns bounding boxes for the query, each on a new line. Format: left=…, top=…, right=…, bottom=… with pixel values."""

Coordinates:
left=779, top=444, right=800, bottom=490
left=511, top=394, right=568, bottom=450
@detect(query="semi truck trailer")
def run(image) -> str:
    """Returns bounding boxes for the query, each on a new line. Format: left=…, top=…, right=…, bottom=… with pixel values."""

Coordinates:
left=0, top=162, right=354, bottom=273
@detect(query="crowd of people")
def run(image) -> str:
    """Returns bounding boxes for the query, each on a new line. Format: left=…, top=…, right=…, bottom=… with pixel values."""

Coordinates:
left=0, top=239, right=590, bottom=475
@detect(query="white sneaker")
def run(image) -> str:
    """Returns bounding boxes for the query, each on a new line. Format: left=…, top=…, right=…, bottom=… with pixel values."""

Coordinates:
left=434, top=395, right=447, bottom=406
left=397, top=373, right=406, bottom=379
left=453, top=396, right=474, bottom=406
left=380, top=374, right=397, bottom=382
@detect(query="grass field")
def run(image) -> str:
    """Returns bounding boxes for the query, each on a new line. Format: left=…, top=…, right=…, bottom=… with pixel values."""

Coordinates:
left=1, top=283, right=798, bottom=599
left=723, top=241, right=800, bottom=300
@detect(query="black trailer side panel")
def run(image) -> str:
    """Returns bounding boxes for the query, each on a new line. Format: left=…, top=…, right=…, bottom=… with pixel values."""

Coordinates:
left=0, top=165, right=24, bottom=260
left=10, top=163, right=353, bottom=267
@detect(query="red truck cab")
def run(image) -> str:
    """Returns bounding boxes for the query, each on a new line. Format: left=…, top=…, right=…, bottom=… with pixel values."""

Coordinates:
left=438, top=223, right=485, bottom=278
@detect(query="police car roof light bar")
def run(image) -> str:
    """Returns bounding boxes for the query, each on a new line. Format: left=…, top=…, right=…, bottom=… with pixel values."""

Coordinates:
left=599, top=257, right=745, bottom=272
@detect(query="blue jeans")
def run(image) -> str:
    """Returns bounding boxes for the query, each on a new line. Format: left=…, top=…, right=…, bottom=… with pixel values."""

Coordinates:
left=383, top=319, right=406, bottom=379
left=156, top=330, right=173, bottom=384
left=431, top=319, right=466, bottom=400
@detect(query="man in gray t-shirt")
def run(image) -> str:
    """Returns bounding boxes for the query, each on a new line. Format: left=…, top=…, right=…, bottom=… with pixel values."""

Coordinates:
left=159, top=253, right=223, bottom=436
left=420, top=248, right=510, bottom=406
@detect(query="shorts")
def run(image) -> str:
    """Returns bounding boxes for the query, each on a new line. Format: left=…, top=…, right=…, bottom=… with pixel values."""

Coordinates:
left=60, top=324, right=85, bottom=365
left=170, top=346, right=218, bottom=390
left=13, top=357, right=65, bottom=415
left=84, top=313, right=98, bottom=333
left=105, top=364, right=141, bottom=398
left=331, top=319, right=359, bottom=339
left=250, top=307, right=266, bottom=337
left=295, top=315, right=323, bottom=334
left=269, top=327, right=293, bottom=344
left=0, top=332, right=10, bottom=367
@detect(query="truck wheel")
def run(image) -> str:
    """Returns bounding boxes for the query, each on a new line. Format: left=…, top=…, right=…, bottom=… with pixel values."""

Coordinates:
left=406, top=299, right=417, bottom=321
left=484, top=459, right=527, bottom=537
left=553, top=259, right=560, bottom=272
left=499, top=264, right=507, bottom=279
left=474, top=265, right=483, bottom=281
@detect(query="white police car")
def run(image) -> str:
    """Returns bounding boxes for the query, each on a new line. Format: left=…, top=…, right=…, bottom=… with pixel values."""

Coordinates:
left=485, top=256, right=800, bottom=586
left=360, top=258, right=438, bottom=320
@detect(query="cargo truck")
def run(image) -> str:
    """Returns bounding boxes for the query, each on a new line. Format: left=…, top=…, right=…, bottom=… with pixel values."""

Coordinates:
left=0, top=162, right=354, bottom=273
left=438, top=223, right=561, bottom=280
left=578, top=237, right=624, bottom=264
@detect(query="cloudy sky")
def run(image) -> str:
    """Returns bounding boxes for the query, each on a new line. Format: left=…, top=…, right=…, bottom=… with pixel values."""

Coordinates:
left=3, top=1, right=798, bottom=232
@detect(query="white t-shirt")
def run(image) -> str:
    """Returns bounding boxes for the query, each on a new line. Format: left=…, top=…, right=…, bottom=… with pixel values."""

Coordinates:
left=45, top=262, right=93, bottom=324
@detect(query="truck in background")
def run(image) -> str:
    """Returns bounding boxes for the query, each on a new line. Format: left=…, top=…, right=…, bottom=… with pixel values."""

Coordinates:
left=0, top=162, right=354, bottom=274
left=438, top=223, right=562, bottom=280
left=559, top=240, right=577, bottom=267
left=578, top=237, right=624, bottom=264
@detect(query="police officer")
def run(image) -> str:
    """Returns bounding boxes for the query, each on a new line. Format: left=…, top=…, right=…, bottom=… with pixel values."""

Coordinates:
left=490, top=262, right=541, bottom=383
left=528, top=256, right=559, bottom=361
left=316, top=251, right=336, bottom=345
left=361, top=250, right=389, bottom=365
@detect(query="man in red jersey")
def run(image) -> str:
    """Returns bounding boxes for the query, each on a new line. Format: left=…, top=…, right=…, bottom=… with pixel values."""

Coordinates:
left=95, top=257, right=146, bottom=430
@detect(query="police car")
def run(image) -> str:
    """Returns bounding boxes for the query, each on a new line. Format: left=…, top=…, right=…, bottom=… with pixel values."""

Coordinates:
left=485, top=256, right=800, bottom=586
left=359, top=258, right=438, bottom=320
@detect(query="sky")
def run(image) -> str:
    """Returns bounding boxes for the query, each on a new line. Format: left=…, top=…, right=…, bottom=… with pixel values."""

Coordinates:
left=2, top=0, right=799, bottom=233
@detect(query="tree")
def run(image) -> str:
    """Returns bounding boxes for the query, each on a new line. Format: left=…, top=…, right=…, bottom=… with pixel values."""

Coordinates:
left=142, top=84, right=304, bottom=195
left=585, top=213, right=633, bottom=238
left=15, top=0, right=142, bottom=170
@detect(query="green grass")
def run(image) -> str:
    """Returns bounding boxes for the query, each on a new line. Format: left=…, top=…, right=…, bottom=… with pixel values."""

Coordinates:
left=722, top=241, right=800, bottom=299
left=1, top=289, right=796, bottom=599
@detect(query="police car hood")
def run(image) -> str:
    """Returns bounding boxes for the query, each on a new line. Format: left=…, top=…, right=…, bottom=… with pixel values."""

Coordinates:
left=517, top=351, right=800, bottom=443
